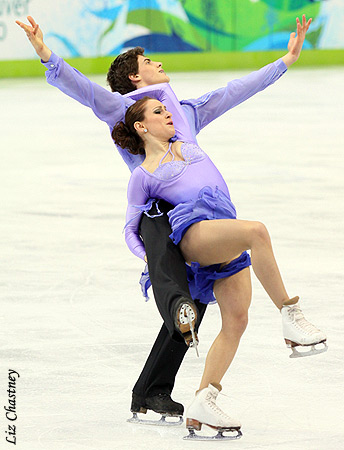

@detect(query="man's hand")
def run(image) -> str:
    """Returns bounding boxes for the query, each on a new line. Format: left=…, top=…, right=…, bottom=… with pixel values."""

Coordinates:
left=282, top=14, right=312, bottom=68
left=15, top=16, right=52, bottom=62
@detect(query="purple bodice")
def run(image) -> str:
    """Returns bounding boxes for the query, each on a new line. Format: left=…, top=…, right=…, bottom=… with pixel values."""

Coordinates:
left=125, top=142, right=234, bottom=260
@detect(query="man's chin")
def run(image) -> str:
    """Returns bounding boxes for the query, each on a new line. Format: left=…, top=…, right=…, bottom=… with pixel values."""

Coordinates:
left=160, top=75, right=170, bottom=84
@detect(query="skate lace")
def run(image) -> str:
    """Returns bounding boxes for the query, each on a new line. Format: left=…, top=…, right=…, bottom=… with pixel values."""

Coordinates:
left=288, top=305, right=321, bottom=335
left=206, top=392, right=233, bottom=421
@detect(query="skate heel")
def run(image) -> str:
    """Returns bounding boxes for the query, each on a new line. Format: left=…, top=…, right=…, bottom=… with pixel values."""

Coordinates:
left=186, top=418, right=202, bottom=431
left=282, top=301, right=328, bottom=357
left=285, top=338, right=294, bottom=348
left=175, top=300, right=199, bottom=356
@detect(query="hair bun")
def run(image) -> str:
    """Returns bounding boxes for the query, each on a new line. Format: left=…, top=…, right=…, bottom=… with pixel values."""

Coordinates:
left=112, top=97, right=150, bottom=155
left=112, top=120, right=144, bottom=155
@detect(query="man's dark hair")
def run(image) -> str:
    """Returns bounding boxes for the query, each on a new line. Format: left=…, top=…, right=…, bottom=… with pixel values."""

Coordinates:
left=106, top=47, right=145, bottom=95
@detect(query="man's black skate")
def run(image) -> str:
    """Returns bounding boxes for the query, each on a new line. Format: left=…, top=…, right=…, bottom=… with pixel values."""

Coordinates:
left=174, top=298, right=199, bottom=356
left=128, top=393, right=184, bottom=426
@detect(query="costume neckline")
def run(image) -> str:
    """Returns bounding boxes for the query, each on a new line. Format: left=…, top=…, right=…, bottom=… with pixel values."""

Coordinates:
left=159, top=141, right=175, bottom=167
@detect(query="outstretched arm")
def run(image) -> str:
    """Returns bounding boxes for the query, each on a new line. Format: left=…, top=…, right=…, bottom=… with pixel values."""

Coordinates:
left=16, top=16, right=51, bottom=62
left=282, top=15, right=312, bottom=68
left=182, top=58, right=287, bottom=133
left=16, top=17, right=196, bottom=172
left=181, top=15, right=312, bottom=133
left=15, top=16, right=128, bottom=128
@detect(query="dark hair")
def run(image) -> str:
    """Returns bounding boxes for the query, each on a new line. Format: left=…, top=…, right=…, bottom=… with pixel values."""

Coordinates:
left=106, top=47, right=145, bottom=94
left=112, top=96, right=152, bottom=155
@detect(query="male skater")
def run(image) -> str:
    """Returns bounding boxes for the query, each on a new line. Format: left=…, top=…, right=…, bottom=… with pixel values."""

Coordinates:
left=16, top=14, right=315, bottom=422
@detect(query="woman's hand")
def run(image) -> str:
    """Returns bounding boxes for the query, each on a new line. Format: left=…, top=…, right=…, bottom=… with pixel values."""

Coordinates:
left=282, top=15, right=312, bottom=67
left=15, top=16, right=52, bottom=62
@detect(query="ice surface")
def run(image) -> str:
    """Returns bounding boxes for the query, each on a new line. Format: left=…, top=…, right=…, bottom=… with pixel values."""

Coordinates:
left=0, top=66, right=343, bottom=450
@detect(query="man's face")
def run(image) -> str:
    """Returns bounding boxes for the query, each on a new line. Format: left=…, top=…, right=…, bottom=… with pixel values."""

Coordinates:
left=133, top=55, right=170, bottom=87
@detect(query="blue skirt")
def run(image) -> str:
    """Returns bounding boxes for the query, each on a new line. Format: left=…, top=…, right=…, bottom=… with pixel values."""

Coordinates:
left=167, top=186, right=237, bottom=245
left=186, top=252, right=251, bottom=304
left=139, top=186, right=251, bottom=304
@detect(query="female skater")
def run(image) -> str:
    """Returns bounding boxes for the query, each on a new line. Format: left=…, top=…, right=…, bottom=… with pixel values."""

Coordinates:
left=112, top=96, right=327, bottom=437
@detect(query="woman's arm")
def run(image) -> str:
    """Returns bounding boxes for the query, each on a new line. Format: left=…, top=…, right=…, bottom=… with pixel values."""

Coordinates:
left=125, top=170, right=150, bottom=261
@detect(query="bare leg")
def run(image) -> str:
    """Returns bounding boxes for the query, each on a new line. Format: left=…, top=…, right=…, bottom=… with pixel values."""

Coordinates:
left=198, top=267, right=252, bottom=390
left=180, top=219, right=289, bottom=310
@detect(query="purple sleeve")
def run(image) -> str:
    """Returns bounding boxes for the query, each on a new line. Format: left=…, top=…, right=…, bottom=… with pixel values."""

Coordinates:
left=125, top=169, right=149, bottom=260
left=41, top=52, right=128, bottom=128
left=42, top=54, right=195, bottom=142
left=181, top=58, right=288, bottom=133
left=41, top=54, right=196, bottom=171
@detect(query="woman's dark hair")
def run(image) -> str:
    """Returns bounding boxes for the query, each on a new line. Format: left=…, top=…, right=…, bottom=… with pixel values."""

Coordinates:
left=112, top=96, right=151, bottom=155
left=106, top=47, right=145, bottom=94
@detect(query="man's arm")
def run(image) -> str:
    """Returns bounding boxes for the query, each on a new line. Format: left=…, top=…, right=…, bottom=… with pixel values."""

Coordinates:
left=181, top=58, right=287, bottom=133
left=16, top=15, right=51, bottom=62
left=16, top=16, right=127, bottom=126
left=181, top=15, right=312, bottom=134
left=281, top=15, right=312, bottom=68
left=16, top=17, right=197, bottom=155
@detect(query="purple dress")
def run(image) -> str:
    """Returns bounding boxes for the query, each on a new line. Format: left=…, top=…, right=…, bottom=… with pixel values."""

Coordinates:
left=125, top=142, right=251, bottom=304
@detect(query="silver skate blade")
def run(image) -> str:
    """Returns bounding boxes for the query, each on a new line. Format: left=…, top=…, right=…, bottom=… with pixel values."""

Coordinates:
left=189, top=339, right=199, bottom=357
left=127, top=412, right=183, bottom=427
left=183, top=428, right=242, bottom=440
left=289, top=342, right=328, bottom=359
left=186, top=310, right=199, bottom=357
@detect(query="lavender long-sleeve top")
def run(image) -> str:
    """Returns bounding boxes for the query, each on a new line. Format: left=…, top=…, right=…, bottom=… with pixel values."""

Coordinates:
left=125, top=142, right=235, bottom=260
left=41, top=53, right=287, bottom=173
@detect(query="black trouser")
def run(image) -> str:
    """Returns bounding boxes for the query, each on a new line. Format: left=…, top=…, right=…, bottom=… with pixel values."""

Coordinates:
left=132, top=200, right=207, bottom=398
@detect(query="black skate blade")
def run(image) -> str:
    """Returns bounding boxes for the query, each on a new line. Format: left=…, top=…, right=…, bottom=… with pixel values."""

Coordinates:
left=289, top=341, right=328, bottom=359
left=183, top=427, right=242, bottom=441
left=127, top=412, right=183, bottom=427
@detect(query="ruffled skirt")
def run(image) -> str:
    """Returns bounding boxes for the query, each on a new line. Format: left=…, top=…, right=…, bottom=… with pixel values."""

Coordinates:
left=140, top=186, right=251, bottom=304
left=167, top=185, right=237, bottom=245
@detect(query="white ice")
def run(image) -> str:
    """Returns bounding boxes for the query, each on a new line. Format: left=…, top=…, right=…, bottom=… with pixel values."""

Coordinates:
left=0, top=65, right=343, bottom=450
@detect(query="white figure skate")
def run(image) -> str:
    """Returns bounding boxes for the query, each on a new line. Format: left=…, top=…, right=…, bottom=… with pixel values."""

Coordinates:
left=184, top=383, right=242, bottom=440
left=281, top=297, right=327, bottom=358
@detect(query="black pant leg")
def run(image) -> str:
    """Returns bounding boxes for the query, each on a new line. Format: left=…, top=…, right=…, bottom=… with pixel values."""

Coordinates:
left=133, top=300, right=207, bottom=397
left=139, top=200, right=195, bottom=339
left=132, top=200, right=207, bottom=398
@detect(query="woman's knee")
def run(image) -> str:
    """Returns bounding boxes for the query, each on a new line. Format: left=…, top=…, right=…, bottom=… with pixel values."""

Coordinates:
left=223, top=309, right=249, bottom=336
left=249, top=221, right=270, bottom=246
left=233, top=311, right=249, bottom=335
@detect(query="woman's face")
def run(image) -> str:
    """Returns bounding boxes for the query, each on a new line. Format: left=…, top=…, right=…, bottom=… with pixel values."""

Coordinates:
left=141, top=99, right=175, bottom=141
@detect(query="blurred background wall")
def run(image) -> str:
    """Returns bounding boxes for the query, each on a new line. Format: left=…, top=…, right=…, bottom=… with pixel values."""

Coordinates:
left=1, top=0, right=343, bottom=77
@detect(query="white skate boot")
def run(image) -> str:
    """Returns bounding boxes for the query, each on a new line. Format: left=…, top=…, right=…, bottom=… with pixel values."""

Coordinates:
left=184, top=383, right=242, bottom=440
left=281, top=297, right=327, bottom=358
